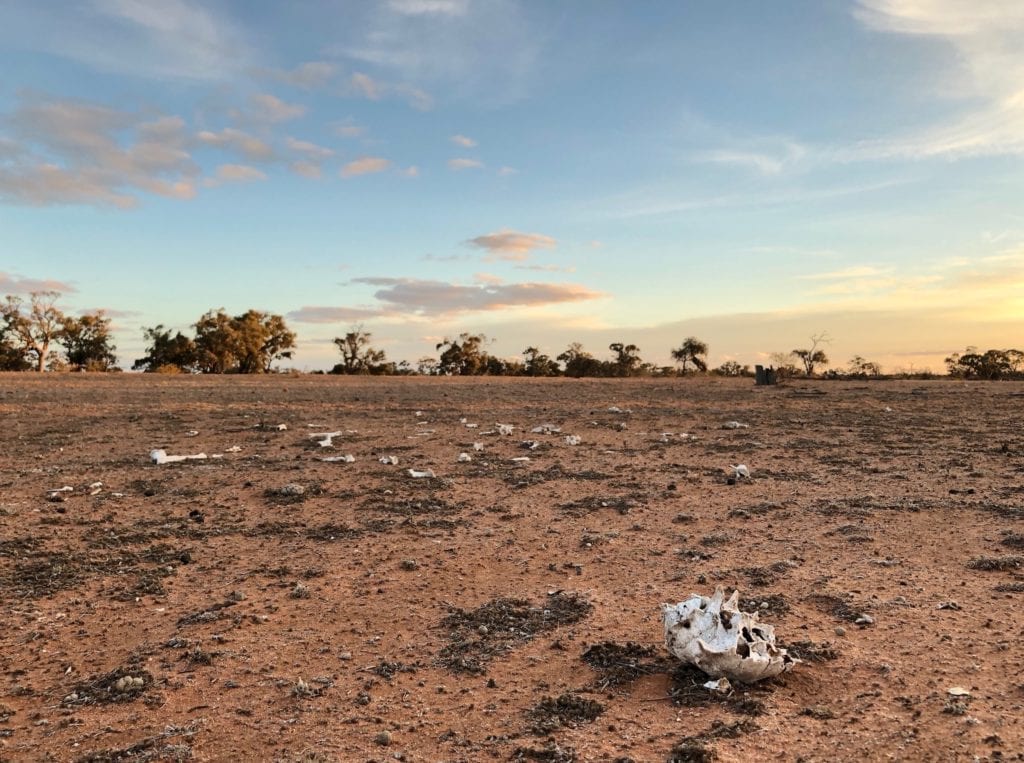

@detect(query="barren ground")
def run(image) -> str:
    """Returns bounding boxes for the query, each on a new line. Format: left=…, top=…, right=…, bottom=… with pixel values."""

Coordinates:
left=1, top=374, right=1022, bottom=762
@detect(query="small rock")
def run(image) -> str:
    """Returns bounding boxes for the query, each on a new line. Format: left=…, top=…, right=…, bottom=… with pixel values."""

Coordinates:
left=835, top=626, right=847, bottom=636
left=855, top=614, right=874, bottom=626
left=375, top=731, right=392, bottom=746
left=279, top=484, right=305, bottom=497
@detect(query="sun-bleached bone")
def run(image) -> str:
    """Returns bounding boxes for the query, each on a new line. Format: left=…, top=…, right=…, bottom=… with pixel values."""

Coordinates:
left=662, top=587, right=797, bottom=683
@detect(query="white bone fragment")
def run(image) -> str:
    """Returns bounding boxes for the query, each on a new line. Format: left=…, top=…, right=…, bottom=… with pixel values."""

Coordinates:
left=497, top=424, right=514, bottom=436
left=460, top=417, right=468, bottom=423
left=225, top=445, right=242, bottom=453
left=473, top=442, right=484, bottom=451
left=50, top=486, right=74, bottom=493
left=608, top=406, right=622, bottom=413
left=310, top=431, right=343, bottom=448
left=703, top=677, right=732, bottom=693
left=150, top=449, right=207, bottom=465
left=407, top=468, right=436, bottom=478
left=532, top=424, right=561, bottom=434
left=662, top=586, right=797, bottom=683
left=511, top=456, right=531, bottom=462
left=565, top=435, right=581, bottom=445
left=457, top=452, right=472, bottom=462
left=379, top=455, right=399, bottom=465
left=731, top=464, right=750, bottom=479
left=322, top=455, right=355, bottom=463
left=465, top=423, right=478, bottom=428
left=722, top=421, right=749, bottom=429
left=275, top=424, right=287, bottom=431
left=185, top=430, right=199, bottom=437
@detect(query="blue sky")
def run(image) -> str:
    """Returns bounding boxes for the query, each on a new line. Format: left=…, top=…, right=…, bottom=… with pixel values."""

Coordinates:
left=2, top=0, right=1023, bottom=372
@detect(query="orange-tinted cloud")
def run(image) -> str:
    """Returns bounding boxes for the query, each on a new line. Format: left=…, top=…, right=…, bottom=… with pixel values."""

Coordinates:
left=341, top=156, right=391, bottom=177
left=465, top=229, right=556, bottom=261
left=0, top=271, right=76, bottom=293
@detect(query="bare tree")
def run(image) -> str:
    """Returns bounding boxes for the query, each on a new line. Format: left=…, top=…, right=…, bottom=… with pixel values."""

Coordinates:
left=333, top=325, right=387, bottom=374
left=792, top=332, right=831, bottom=376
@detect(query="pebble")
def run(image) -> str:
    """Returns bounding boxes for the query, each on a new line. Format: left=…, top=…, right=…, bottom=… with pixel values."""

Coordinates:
left=835, top=626, right=847, bottom=636
left=375, top=731, right=392, bottom=746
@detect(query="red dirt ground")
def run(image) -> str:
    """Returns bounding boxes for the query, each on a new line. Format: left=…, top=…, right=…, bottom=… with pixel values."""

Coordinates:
left=0, top=374, right=1022, bottom=762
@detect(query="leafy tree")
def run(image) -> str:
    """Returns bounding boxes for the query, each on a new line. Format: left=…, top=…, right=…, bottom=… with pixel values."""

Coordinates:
left=61, top=311, right=118, bottom=371
left=945, top=347, right=1022, bottom=380
left=712, top=360, right=749, bottom=377
left=133, top=325, right=198, bottom=372
left=558, top=342, right=602, bottom=377
left=332, top=326, right=387, bottom=374
left=0, top=291, right=67, bottom=372
left=609, top=342, right=643, bottom=377
left=436, top=333, right=489, bottom=375
left=671, top=336, right=709, bottom=374
left=846, top=355, right=881, bottom=378
left=792, top=332, right=830, bottom=376
left=193, top=309, right=296, bottom=374
left=0, top=321, right=30, bottom=370
left=522, top=347, right=560, bottom=377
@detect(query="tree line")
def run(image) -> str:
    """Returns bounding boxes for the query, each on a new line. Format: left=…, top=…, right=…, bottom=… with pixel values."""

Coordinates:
left=4, top=291, right=1021, bottom=379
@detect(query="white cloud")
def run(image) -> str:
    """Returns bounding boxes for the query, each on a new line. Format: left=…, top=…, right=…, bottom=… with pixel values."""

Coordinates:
left=388, top=0, right=469, bottom=15
left=448, top=157, right=483, bottom=171
left=289, top=160, right=322, bottom=179
left=341, top=156, right=391, bottom=177
left=333, top=119, right=367, bottom=138
left=848, top=0, right=1024, bottom=159
left=451, top=134, right=477, bottom=148
left=497, top=166, right=518, bottom=176
left=344, top=72, right=433, bottom=110
left=5, top=0, right=254, bottom=81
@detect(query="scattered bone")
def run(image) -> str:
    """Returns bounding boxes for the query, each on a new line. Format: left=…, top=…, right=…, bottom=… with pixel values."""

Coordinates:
left=522, top=440, right=540, bottom=450
left=321, top=455, right=356, bottom=463
left=662, top=586, right=797, bottom=683
left=532, top=424, right=561, bottom=434
left=310, top=431, right=343, bottom=448
left=465, top=423, right=478, bottom=428
left=150, top=449, right=207, bottom=465
left=379, top=455, right=399, bottom=465
left=565, top=435, right=582, bottom=446
left=457, top=452, right=472, bottom=462
left=511, top=456, right=531, bottom=463
left=185, top=430, right=199, bottom=437
left=407, top=468, right=436, bottom=479
left=473, top=442, right=484, bottom=451
left=497, top=424, right=514, bottom=436
left=225, top=445, right=242, bottom=453
left=730, top=464, right=751, bottom=479
left=703, top=677, right=732, bottom=693
left=722, top=421, right=749, bottom=429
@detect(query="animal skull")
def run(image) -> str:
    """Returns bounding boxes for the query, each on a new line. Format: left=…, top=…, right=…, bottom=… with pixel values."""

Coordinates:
left=662, top=587, right=797, bottom=683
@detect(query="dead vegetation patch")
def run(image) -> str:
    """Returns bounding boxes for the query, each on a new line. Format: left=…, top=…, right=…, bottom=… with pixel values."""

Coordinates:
left=806, top=593, right=870, bottom=623
left=438, top=592, right=592, bottom=674
left=668, top=664, right=768, bottom=716
left=778, top=639, right=840, bottom=663
left=738, top=593, right=790, bottom=617
left=361, top=496, right=463, bottom=516
left=558, top=496, right=637, bottom=516
left=64, top=666, right=154, bottom=706
left=511, top=740, right=578, bottom=762
left=581, top=641, right=666, bottom=688
left=668, top=719, right=760, bottom=762
left=1000, top=531, right=1024, bottom=549
left=526, top=692, right=605, bottom=735
left=737, top=560, right=797, bottom=587
left=967, top=555, right=1023, bottom=571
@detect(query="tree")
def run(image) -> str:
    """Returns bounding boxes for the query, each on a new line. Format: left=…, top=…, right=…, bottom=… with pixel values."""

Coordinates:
left=193, top=309, right=296, bottom=373
left=436, top=333, right=489, bottom=375
left=792, top=332, right=831, bottom=376
left=0, top=291, right=67, bottom=372
left=712, top=360, right=749, bottom=377
left=846, top=355, right=881, bottom=378
left=945, top=347, right=1021, bottom=380
left=522, top=346, right=560, bottom=377
left=671, top=337, right=709, bottom=374
left=557, top=342, right=602, bottom=377
left=133, top=325, right=198, bottom=373
left=332, top=326, right=387, bottom=374
left=609, top=342, right=643, bottom=376
left=0, top=321, right=30, bottom=371
left=61, top=311, right=118, bottom=371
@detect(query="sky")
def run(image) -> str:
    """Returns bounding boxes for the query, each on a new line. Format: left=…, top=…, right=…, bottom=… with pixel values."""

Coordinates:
left=2, top=0, right=1023, bottom=373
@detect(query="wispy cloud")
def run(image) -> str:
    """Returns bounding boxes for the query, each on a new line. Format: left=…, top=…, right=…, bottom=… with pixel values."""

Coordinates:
left=448, top=157, right=483, bottom=171
left=465, top=229, right=556, bottom=261
left=264, top=61, right=338, bottom=89
left=249, top=94, right=306, bottom=123
left=6, top=0, right=254, bottom=81
left=352, top=276, right=604, bottom=316
left=451, top=134, right=477, bottom=148
left=847, top=0, right=1024, bottom=159
left=0, top=96, right=198, bottom=208
left=693, top=143, right=806, bottom=175
left=195, top=128, right=274, bottom=161
left=497, top=166, right=518, bottom=176
left=340, top=156, right=391, bottom=177
left=204, top=163, right=267, bottom=186
left=388, top=0, right=469, bottom=15
left=333, top=119, right=367, bottom=138
left=288, top=305, right=387, bottom=323
left=344, top=72, right=433, bottom=110
left=0, top=271, right=77, bottom=294
left=285, top=137, right=334, bottom=159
